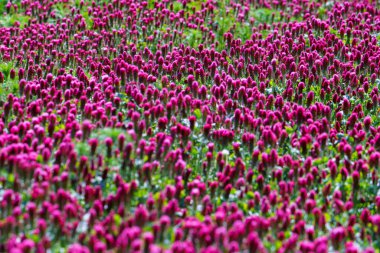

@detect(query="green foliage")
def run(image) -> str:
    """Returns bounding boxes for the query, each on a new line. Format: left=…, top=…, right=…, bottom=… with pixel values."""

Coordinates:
left=0, top=0, right=7, bottom=13
left=52, top=2, right=71, bottom=19
left=173, top=1, right=182, bottom=12
left=81, top=8, right=93, bottom=28
left=0, top=62, right=18, bottom=103
left=187, top=0, right=205, bottom=11
left=0, top=62, right=13, bottom=80
left=185, top=28, right=203, bottom=48
left=0, top=13, right=29, bottom=27
left=94, top=128, right=127, bottom=143
left=0, top=0, right=21, bottom=14
left=318, top=6, right=328, bottom=18
left=250, top=8, right=279, bottom=24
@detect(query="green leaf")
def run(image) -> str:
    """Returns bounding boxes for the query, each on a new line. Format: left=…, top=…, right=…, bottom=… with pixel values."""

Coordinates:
left=313, top=157, right=328, bottom=166
left=114, top=214, right=122, bottom=226
left=8, top=173, right=14, bottom=183
left=194, top=109, right=202, bottom=119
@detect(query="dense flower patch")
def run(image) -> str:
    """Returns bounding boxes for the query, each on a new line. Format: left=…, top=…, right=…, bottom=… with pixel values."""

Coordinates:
left=1, top=0, right=380, bottom=252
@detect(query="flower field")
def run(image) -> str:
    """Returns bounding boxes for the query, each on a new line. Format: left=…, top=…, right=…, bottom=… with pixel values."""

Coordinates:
left=1, top=0, right=380, bottom=252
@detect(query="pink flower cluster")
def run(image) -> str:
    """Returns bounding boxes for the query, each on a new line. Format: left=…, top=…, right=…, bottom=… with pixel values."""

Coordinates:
left=0, top=0, right=380, bottom=252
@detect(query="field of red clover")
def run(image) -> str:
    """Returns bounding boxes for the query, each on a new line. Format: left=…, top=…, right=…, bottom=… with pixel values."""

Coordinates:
left=1, top=0, right=380, bottom=252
